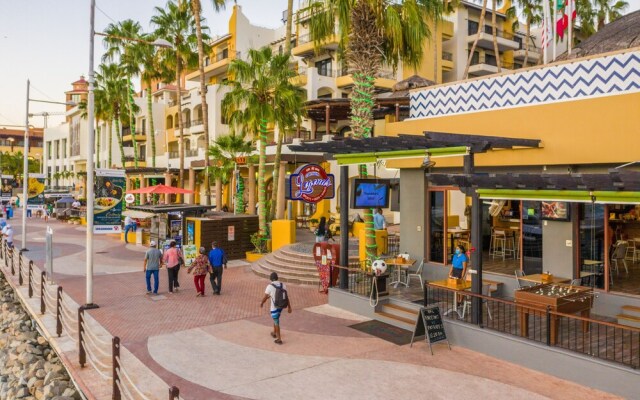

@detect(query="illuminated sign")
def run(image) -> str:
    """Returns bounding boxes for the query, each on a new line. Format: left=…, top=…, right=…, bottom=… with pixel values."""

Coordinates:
left=289, top=164, right=335, bottom=203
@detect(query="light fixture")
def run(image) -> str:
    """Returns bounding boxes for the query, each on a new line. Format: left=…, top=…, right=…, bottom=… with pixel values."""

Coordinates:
left=421, top=153, right=436, bottom=169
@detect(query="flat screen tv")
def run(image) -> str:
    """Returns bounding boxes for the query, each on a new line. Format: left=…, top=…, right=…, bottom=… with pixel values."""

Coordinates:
left=351, top=179, right=390, bottom=209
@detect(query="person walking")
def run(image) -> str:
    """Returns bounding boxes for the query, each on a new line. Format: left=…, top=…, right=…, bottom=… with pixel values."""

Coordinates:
left=143, top=241, right=162, bottom=295
left=374, top=208, right=386, bottom=230
left=260, top=272, right=292, bottom=345
left=314, top=216, right=327, bottom=243
left=207, top=241, right=227, bottom=295
left=123, top=215, right=137, bottom=244
left=188, top=247, right=212, bottom=297
left=3, top=223, right=13, bottom=249
left=162, top=241, right=183, bottom=294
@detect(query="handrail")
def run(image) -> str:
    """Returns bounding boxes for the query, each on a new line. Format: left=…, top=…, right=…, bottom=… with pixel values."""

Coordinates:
left=82, top=340, right=112, bottom=372
left=550, top=308, right=640, bottom=332
left=116, top=379, right=135, bottom=400
left=82, top=342, right=112, bottom=380
left=82, top=322, right=112, bottom=356
left=116, top=356, right=153, bottom=400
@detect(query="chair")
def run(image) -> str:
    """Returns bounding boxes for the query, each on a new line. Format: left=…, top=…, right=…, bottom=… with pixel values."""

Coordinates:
left=611, top=241, right=629, bottom=276
left=514, top=270, right=529, bottom=289
left=406, top=259, right=425, bottom=288
left=491, top=229, right=507, bottom=260
left=461, top=283, right=493, bottom=320
left=569, top=278, right=582, bottom=286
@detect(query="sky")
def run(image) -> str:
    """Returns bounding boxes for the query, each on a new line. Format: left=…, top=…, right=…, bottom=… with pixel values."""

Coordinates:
left=0, top=0, right=638, bottom=129
left=0, top=0, right=293, bottom=128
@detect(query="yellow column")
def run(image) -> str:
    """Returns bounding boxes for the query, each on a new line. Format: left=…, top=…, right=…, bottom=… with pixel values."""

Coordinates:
left=248, top=164, right=256, bottom=215
left=271, top=220, right=296, bottom=251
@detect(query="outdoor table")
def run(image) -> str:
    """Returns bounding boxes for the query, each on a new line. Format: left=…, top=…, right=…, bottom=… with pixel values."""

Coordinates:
left=384, top=258, right=416, bottom=288
left=519, top=274, right=571, bottom=284
left=429, top=278, right=472, bottom=317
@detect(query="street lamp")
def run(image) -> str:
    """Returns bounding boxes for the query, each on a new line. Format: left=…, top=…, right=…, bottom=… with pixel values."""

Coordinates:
left=84, top=0, right=173, bottom=308
left=21, top=80, right=75, bottom=252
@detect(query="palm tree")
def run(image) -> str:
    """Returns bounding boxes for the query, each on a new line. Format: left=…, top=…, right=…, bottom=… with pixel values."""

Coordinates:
left=491, top=0, right=502, bottom=72
left=508, top=0, right=542, bottom=67
left=464, top=0, right=489, bottom=78
left=209, top=135, right=253, bottom=213
left=285, top=0, right=294, bottom=53
left=594, top=0, right=628, bottom=29
left=152, top=0, right=201, bottom=193
left=190, top=0, right=222, bottom=205
left=307, top=0, right=442, bottom=259
left=222, top=47, right=303, bottom=236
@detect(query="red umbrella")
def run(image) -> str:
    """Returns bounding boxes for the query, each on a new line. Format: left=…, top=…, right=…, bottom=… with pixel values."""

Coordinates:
left=126, top=184, right=194, bottom=195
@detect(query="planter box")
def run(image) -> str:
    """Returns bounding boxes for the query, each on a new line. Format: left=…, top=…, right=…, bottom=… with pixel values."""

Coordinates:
left=246, top=251, right=266, bottom=262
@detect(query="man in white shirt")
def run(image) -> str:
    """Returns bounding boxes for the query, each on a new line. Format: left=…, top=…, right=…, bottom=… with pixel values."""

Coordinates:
left=260, top=272, right=292, bottom=345
left=71, top=200, right=81, bottom=209
left=123, top=216, right=136, bottom=244
left=3, top=224, right=14, bottom=248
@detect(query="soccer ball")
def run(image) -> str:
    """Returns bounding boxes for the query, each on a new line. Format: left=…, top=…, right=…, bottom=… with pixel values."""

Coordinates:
left=371, top=259, right=387, bottom=276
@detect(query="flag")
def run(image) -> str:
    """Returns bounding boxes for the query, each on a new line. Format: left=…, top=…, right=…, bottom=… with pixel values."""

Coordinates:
left=541, top=0, right=552, bottom=49
left=556, top=0, right=566, bottom=40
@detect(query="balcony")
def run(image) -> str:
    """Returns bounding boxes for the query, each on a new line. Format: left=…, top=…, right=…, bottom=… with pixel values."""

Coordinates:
left=441, top=51, right=454, bottom=71
left=292, top=33, right=339, bottom=57
left=442, top=20, right=454, bottom=40
left=468, top=57, right=514, bottom=77
left=336, top=69, right=396, bottom=90
left=290, top=66, right=308, bottom=87
left=123, top=156, right=146, bottom=168
left=169, top=151, right=179, bottom=159
left=186, top=149, right=199, bottom=158
left=513, top=47, right=541, bottom=62
left=466, top=22, right=519, bottom=51
left=186, top=50, right=240, bottom=82
left=122, top=131, right=147, bottom=143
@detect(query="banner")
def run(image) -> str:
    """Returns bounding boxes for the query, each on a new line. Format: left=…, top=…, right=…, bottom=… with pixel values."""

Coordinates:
left=1, top=175, right=14, bottom=203
left=26, top=174, right=46, bottom=210
left=182, top=244, right=197, bottom=267
left=94, top=169, right=125, bottom=234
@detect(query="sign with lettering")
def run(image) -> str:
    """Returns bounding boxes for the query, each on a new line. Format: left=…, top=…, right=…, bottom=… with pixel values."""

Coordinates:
left=289, top=164, right=335, bottom=203
left=410, top=306, right=450, bottom=355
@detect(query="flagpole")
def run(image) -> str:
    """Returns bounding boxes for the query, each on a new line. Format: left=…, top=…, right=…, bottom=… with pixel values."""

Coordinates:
left=568, top=0, right=573, bottom=55
left=543, top=0, right=549, bottom=64
left=552, top=0, right=557, bottom=61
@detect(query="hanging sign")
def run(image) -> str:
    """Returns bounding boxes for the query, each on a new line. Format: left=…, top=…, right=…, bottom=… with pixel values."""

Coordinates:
left=1, top=175, right=15, bottom=203
left=228, top=225, right=235, bottom=241
left=289, top=164, right=335, bottom=203
left=124, top=193, right=135, bottom=204
left=93, top=169, right=125, bottom=234
left=26, top=174, right=46, bottom=210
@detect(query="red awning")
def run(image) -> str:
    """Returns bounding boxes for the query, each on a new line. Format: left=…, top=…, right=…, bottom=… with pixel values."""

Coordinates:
left=127, top=184, right=194, bottom=195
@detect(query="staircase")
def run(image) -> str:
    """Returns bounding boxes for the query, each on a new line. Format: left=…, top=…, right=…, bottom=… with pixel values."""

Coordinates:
left=617, top=305, right=640, bottom=328
left=374, top=299, right=420, bottom=331
left=251, top=244, right=359, bottom=285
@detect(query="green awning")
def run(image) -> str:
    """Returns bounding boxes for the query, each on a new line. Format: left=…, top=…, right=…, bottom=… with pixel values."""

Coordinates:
left=333, top=146, right=469, bottom=165
left=477, top=189, right=593, bottom=202
left=593, top=191, right=640, bottom=204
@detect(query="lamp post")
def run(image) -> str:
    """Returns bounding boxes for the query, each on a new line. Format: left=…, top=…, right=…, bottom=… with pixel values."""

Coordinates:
left=84, top=0, right=172, bottom=308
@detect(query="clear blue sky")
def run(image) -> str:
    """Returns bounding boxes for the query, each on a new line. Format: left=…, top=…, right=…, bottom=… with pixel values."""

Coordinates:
left=0, top=0, right=638, bottom=128
left=0, top=0, right=293, bottom=128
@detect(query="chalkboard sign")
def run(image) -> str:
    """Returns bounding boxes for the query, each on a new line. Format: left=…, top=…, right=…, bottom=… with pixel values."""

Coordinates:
left=410, top=306, right=451, bottom=354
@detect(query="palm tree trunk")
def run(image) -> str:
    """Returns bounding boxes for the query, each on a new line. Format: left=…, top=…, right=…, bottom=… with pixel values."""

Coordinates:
left=523, top=20, right=530, bottom=67
left=463, top=0, right=488, bottom=78
left=215, top=177, right=222, bottom=211
left=96, top=124, right=101, bottom=167
left=491, top=0, right=501, bottom=72
left=146, top=86, right=156, bottom=168
left=258, top=119, right=267, bottom=236
left=285, top=0, right=294, bottom=54
left=192, top=0, right=211, bottom=206
left=109, top=120, right=113, bottom=168
left=127, top=79, right=139, bottom=168
left=270, top=131, right=284, bottom=220
left=176, top=56, right=185, bottom=198
left=116, top=117, right=126, bottom=168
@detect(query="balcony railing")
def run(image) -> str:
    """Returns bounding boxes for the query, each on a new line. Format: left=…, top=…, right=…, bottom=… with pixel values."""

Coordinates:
left=214, top=50, right=240, bottom=63
left=190, top=118, right=203, bottom=126
left=186, top=149, right=199, bottom=157
left=442, top=51, right=454, bottom=62
left=468, top=21, right=515, bottom=40
left=169, top=151, right=179, bottom=159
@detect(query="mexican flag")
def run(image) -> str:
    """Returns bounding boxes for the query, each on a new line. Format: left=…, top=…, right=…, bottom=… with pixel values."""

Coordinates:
left=556, top=0, right=577, bottom=40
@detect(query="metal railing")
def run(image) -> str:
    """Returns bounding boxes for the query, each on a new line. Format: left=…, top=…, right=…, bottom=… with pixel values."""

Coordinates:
left=168, top=151, right=179, bottom=159
left=467, top=21, right=515, bottom=41
left=186, top=149, right=199, bottom=157
left=190, top=118, right=203, bottom=126
left=424, top=284, right=640, bottom=370
left=442, top=51, right=454, bottom=62
left=0, top=239, right=182, bottom=399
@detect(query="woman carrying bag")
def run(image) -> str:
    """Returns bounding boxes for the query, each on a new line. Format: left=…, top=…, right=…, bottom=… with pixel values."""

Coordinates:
left=188, top=247, right=212, bottom=297
left=162, top=241, right=183, bottom=294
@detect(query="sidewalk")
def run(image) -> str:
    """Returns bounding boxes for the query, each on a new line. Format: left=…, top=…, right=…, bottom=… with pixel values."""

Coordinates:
left=8, top=210, right=621, bottom=400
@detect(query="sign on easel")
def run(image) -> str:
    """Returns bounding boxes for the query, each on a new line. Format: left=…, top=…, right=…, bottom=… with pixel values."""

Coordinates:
left=410, top=306, right=451, bottom=355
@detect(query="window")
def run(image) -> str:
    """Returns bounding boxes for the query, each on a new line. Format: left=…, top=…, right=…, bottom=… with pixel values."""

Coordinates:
left=47, top=142, right=52, bottom=159
left=204, top=56, right=210, bottom=66
left=485, top=54, right=498, bottom=66
left=315, top=59, right=333, bottom=77
left=61, top=139, right=67, bottom=158
left=468, top=20, right=479, bottom=35
left=429, top=190, right=445, bottom=263
left=469, top=51, right=480, bottom=65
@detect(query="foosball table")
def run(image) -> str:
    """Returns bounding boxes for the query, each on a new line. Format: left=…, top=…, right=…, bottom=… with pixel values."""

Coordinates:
left=514, top=283, right=594, bottom=344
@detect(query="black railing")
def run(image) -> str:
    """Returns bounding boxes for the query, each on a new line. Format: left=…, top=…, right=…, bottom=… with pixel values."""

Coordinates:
left=425, top=285, right=640, bottom=370
left=330, top=261, right=374, bottom=296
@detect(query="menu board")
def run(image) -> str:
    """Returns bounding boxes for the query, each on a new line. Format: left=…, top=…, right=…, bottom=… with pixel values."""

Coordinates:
left=410, top=306, right=450, bottom=355
left=93, top=169, right=125, bottom=234
left=1, top=175, right=14, bottom=203
left=182, top=244, right=197, bottom=267
left=26, top=174, right=46, bottom=210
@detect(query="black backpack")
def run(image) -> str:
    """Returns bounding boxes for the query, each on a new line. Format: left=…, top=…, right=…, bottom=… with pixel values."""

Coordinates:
left=271, top=283, right=289, bottom=308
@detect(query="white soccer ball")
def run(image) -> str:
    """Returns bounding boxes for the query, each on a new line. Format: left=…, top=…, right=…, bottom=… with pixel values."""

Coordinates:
left=371, top=259, right=387, bottom=276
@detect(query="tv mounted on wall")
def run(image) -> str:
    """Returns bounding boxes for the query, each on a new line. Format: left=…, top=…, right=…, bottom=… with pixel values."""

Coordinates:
left=541, top=201, right=571, bottom=221
left=351, top=179, right=390, bottom=209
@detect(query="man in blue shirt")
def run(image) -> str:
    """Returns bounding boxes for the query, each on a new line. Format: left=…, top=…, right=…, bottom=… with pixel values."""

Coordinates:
left=373, top=208, right=386, bottom=230
left=208, top=241, right=227, bottom=295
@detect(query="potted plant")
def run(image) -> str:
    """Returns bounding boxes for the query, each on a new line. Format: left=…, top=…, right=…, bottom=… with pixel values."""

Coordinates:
left=246, top=232, right=268, bottom=262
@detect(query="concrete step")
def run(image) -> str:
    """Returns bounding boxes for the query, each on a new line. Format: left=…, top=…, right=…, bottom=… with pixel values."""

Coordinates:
left=251, top=263, right=319, bottom=285
left=616, top=313, right=640, bottom=329
left=271, top=252, right=319, bottom=268
left=383, top=303, right=420, bottom=319
left=374, top=311, right=415, bottom=331
left=280, top=247, right=360, bottom=264
left=264, top=254, right=319, bottom=272
left=256, top=259, right=319, bottom=279
left=621, top=305, right=640, bottom=318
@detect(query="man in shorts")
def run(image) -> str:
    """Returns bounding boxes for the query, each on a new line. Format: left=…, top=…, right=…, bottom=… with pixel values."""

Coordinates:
left=260, top=272, right=292, bottom=344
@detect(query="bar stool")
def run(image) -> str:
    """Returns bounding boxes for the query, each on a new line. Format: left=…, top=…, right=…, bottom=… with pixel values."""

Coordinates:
left=491, top=229, right=507, bottom=260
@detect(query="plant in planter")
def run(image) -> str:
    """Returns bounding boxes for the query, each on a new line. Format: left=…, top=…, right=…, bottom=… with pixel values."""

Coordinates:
left=250, top=232, right=267, bottom=254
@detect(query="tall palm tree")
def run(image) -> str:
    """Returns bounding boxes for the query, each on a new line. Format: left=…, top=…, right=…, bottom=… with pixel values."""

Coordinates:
left=491, top=0, right=502, bottom=72
left=152, top=0, right=201, bottom=193
left=594, top=0, right=628, bottom=29
left=307, top=0, right=442, bottom=259
left=508, top=0, right=542, bottom=67
left=222, top=47, right=303, bottom=236
left=209, top=135, right=253, bottom=214
left=464, top=0, right=489, bottom=78
left=102, top=19, right=146, bottom=168
left=138, top=43, right=167, bottom=168
left=190, top=0, right=222, bottom=205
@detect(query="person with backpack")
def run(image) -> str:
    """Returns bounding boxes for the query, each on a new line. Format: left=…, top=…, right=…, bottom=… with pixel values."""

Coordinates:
left=260, top=272, right=292, bottom=344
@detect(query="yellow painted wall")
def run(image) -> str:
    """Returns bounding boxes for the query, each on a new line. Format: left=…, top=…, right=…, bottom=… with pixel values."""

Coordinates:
left=387, top=92, right=640, bottom=167
left=272, top=220, right=296, bottom=251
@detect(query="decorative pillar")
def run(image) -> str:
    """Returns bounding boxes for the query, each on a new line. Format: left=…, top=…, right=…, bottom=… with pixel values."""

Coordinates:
left=465, top=154, right=482, bottom=325
left=276, top=162, right=286, bottom=219
left=215, top=178, right=222, bottom=211
left=188, top=168, right=196, bottom=205
left=248, top=164, right=256, bottom=215
left=139, top=174, right=146, bottom=204
left=325, top=105, right=330, bottom=136
left=339, top=165, right=349, bottom=289
left=395, top=103, right=400, bottom=122
left=164, top=172, right=172, bottom=204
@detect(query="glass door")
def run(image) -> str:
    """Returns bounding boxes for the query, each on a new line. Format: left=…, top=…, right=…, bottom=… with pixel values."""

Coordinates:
left=428, top=190, right=445, bottom=263
left=579, top=204, right=605, bottom=289
left=522, top=201, right=543, bottom=274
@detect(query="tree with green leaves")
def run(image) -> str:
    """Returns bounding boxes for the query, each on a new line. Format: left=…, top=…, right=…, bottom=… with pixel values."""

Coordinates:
left=594, top=0, right=628, bottom=29
left=222, top=47, right=304, bottom=236
left=190, top=0, right=223, bottom=205
left=307, top=0, right=442, bottom=259
left=465, top=0, right=489, bottom=77
left=152, top=0, right=201, bottom=192
left=208, top=135, right=253, bottom=214
left=508, top=0, right=542, bottom=67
